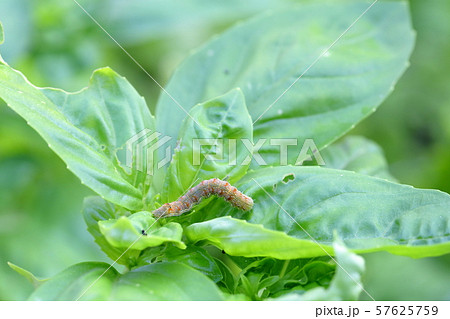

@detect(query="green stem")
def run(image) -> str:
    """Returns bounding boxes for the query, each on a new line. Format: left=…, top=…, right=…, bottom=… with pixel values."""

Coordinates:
left=279, top=260, right=290, bottom=278
left=222, top=254, right=243, bottom=278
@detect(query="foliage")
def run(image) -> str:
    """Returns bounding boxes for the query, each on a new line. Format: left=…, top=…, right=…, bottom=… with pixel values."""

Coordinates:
left=1, top=0, right=449, bottom=300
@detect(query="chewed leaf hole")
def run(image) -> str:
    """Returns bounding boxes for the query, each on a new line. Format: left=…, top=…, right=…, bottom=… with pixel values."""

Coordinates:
left=282, top=173, right=295, bottom=184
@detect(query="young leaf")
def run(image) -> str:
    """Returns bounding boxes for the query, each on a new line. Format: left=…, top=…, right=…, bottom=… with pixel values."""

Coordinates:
left=161, top=88, right=252, bottom=202
left=320, top=135, right=396, bottom=181
left=186, top=216, right=333, bottom=259
left=227, top=257, right=337, bottom=299
left=275, top=239, right=366, bottom=301
left=99, top=211, right=186, bottom=250
left=214, top=257, right=237, bottom=293
left=82, top=196, right=140, bottom=267
left=148, top=245, right=223, bottom=283
left=0, top=57, right=154, bottom=209
left=29, top=262, right=224, bottom=300
left=156, top=1, right=414, bottom=165
left=7, top=262, right=48, bottom=288
left=28, top=262, right=119, bottom=301
left=194, top=166, right=450, bottom=258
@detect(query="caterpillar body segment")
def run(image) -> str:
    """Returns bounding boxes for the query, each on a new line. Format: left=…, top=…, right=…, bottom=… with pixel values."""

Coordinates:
left=152, top=178, right=254, bottom=218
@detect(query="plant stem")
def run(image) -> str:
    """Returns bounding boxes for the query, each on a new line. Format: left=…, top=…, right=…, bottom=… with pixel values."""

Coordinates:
left=279, top=260, right=290, bottom=278
left=222, top=254, right=243, bottom=278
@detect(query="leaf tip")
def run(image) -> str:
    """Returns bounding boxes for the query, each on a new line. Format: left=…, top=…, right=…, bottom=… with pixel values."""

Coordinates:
left=7, top=262, right=44, bottom=288
left=90, top=66, right=119, bottom=83
left=230, top=87, right=245, bottom=100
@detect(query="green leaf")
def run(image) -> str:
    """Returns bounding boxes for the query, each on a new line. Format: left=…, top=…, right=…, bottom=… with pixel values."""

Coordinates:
left=192, top=166, right=450, bottom=258
left=41, top=68, right=156, bottom=192
left=237, top=272, right=267, bottom=300
left=156, top=1, right=414, bottom=165
left=105, top=0, right=289, bottom=44
left=321, top=135, right=396, bottom=181
left=236, top=257, right=337, bottom=298
left=161, top=88, right=252, bottom=202
left=99, top=211, right=186, bottom=250
left=214, top=257, right=237, bottom=292
left=8, top=262, right=48, bottom=288
left=275, top=239, right=366, bottom=301
left=29, top=262, right=224, bottom=300
left=0, top=60, right=154, bottom=210
left=82, top=196, right=139, bottom=267
left=111, top=262, right=224, bottom=300
left=230, top=257, right=337, bottom=300
left=28, top=262, right=119, bottom=301
left=299, top=260, right=335, bottom=288
left=151, top=245, right=223, bottom=283
left=235, top=258, right=281, bottom=300
left=186, top=216, right=334, bottom=259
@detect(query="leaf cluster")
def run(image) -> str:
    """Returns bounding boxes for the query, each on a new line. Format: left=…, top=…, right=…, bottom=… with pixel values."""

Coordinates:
left=1, top=1, right=449, bottom=300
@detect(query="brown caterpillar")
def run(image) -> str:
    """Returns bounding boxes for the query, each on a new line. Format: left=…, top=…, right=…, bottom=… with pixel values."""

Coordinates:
left=152, top=178, right=254, bottom=218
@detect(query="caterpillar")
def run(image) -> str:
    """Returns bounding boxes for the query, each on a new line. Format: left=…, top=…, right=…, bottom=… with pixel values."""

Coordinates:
left=152, top=178, right=254, bottom=218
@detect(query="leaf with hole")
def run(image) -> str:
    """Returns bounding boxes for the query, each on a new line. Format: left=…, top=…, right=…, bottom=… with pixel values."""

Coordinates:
left=188, top=166, right=450, bottom=258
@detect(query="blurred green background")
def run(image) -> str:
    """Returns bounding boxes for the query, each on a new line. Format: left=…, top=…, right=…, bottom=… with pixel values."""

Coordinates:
left=0, top=0, right=449, bottom=300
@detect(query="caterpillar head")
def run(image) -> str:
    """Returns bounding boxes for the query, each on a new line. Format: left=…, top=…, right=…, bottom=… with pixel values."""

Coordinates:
left=152, top=203, right=172, bottom=218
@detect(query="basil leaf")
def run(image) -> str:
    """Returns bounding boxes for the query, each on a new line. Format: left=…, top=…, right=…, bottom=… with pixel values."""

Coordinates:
left=156, top=2, right=414, bottom=165
left=29, top=262, right=224, bottom=300
left=161, top=88, right=252, bottom=202
left=189, top=166, right=450, bottom=258
left=0, top=62, right=154, bottom=210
